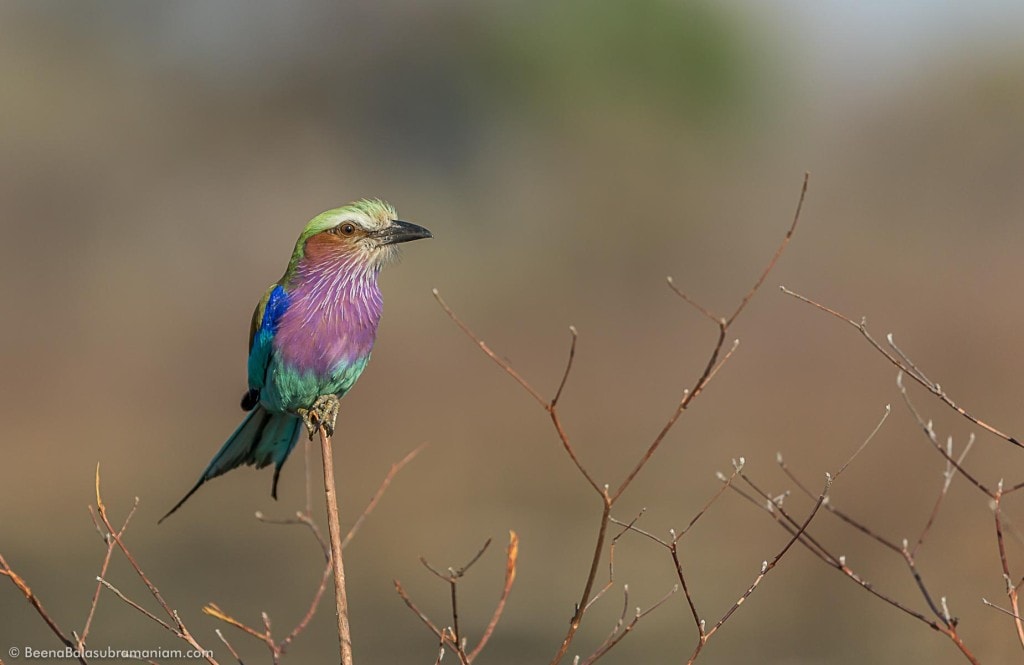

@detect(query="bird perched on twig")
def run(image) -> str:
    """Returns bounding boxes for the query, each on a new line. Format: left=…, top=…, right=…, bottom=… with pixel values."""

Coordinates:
left=160, top=200, right=431, bottom=523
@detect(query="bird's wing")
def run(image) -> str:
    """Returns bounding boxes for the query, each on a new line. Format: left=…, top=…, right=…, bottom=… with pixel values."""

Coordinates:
left=247, top=284, right=290, bottom=394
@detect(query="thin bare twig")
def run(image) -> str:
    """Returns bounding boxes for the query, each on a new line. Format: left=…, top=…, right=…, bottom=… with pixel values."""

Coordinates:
left=896, top=371, right=993, bottom=498
left=434, top=290, right=601, bottom=495
left=96, top=577, right=174, bottom=633
left=781, top=286, right=1021, bottom=449
left=79, top=500, right=139, bottom=650
left=615, top=171, right=808, bottom=502
left=580, top=584, right=678, bottom=665
left=398, top=533, right=520, bottom=664
left=93, top=466, right=217, bottom=664
left=214, top=629, right=245, bottom=665
left=836, top=404, right=890, bottom=479
left=777, top=451, right=900, bottom=554
left=343, top=443, right=427, bottom=549
left=432, top=288, right=547, bottom=409
left=738, top=465, right=981, bottom=664
left=467, top=532, right=519, bottom=662
left=773, top=404, right=960, bottom=627
left=0, top=553, right=86, bottom=664
left=993, top=483, right=1024, bottom=651
left=394, top=579, right=444, bottom=639
left=686, top=475, right=831, bottom=665
left=204, top=603, right=273, bottom=645
left=588, top=509, right=647, bottom=612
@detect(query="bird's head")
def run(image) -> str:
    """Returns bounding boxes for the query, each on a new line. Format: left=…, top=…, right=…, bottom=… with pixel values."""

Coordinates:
left=288, top=199, right=432, bottom=274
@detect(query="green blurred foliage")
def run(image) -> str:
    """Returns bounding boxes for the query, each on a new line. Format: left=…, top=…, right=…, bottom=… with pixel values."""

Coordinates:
left=471, top=1, right=753, bottom=125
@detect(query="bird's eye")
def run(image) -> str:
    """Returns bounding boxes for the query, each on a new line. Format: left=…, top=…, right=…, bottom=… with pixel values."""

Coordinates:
left=335, top=223, right=356, bottom=237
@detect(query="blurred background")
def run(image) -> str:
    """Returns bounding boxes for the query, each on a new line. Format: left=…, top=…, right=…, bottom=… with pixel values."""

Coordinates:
left=2, top=1, right=1024, bottom=663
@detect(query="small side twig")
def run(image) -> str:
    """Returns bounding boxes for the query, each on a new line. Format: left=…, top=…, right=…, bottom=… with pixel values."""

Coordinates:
left=93, top=466, right=217, bottom=664
left=0, top=553, right=86, bottom=665
left=467, top=532, right=519, bottom=662
left=214, top=629, right=245, bottom=665
left=781, top=286, right=1021, bottom=449
left=993, top=482, right=1024, bottom=651
left=740, top=407, right=984, bottom=665
left=396, top=532, right=520, bottom=664
left=79, top=500, right=138, bottom=650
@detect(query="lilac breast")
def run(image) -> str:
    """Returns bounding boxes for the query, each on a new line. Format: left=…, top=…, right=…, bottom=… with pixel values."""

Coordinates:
left=274, top=262, right=384, bottom=377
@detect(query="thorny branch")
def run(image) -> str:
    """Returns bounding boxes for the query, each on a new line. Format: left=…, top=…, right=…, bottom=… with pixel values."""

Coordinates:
left=433, top=173, right=809, bottom=664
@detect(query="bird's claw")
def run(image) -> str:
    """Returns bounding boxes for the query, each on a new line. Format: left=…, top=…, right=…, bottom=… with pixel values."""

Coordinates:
left=298, top=394, right=341, bottom=440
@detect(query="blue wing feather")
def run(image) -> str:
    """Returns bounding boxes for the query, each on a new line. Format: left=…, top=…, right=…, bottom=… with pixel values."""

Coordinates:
left=248, top=284, right=289, bottom=393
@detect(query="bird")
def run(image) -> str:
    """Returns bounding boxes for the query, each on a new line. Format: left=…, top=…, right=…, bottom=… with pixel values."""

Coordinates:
left=160, top=200, right=432, bottom=523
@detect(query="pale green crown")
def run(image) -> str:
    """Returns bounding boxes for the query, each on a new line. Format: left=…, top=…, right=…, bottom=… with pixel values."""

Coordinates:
left=283, top=199, right=398, bottom=275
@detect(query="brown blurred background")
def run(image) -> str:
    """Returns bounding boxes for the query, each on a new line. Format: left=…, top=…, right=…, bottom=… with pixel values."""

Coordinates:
left=2, top=2, right=1024, bottom=663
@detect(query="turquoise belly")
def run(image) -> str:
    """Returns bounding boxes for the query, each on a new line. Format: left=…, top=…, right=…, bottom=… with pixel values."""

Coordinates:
left=261, top=355, right=371, bottom=413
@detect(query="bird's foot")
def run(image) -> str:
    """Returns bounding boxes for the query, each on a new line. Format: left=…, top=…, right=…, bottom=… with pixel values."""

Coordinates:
left=298, top=394, right=341, bottom=440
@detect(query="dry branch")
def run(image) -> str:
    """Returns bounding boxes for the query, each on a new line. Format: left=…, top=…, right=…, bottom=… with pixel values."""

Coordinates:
left=433, top=173, right=810, bottom=663
left=206, top=440, right=424, bottom=661
left=740, top=409, right=984, bottom=664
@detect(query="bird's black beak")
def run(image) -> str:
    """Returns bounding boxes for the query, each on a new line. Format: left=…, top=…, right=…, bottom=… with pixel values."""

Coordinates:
left=378, top=219, right=433, bottom=245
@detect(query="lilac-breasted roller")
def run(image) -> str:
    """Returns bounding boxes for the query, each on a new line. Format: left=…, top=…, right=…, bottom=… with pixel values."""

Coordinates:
left=160, top=200, right=431, bottom=522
